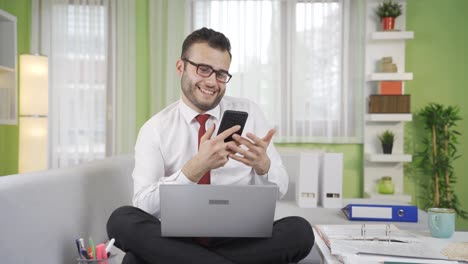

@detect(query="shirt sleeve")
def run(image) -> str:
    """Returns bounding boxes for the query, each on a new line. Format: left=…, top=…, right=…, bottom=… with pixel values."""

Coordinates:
left=253, top=144, right=289, bottom=199
left=249, top=101, right=289, bottom=199
left=132, top=122, right=196, bottom=218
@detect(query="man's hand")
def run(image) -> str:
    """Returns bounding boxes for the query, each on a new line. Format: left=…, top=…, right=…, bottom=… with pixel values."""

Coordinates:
left=228, top=128, right=276, bottom=175
left=182, top=125, right=240, bottom=182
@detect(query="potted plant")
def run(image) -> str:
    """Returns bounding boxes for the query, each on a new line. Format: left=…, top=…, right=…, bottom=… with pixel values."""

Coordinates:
left=416, top=103, right=467, bottom=219
left=378, top=176, right=395, bottom=194
left=376, top=0, right=403, bottom=31
left=378, top=129, right=395, bottom=154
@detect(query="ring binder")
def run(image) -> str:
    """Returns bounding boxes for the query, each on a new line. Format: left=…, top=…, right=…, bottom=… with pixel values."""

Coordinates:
left=342, top=204, right=418, bottom=222
left=314, top=224, right=465, bottom=262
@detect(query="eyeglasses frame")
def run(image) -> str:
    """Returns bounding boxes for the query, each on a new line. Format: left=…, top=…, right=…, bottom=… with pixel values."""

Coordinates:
left=182, top=58, right=232, bottom=83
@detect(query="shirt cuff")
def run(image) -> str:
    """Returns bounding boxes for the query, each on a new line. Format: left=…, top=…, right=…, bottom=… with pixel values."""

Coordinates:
left=254, top=170, right=269, bottom=180
left=178, top=170, right=198, bottom=184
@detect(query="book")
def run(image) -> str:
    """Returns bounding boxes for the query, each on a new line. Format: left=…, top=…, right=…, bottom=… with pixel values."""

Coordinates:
left=380, top=81, right=403, bottom=95
left=369, top=95, right=410, bottom=113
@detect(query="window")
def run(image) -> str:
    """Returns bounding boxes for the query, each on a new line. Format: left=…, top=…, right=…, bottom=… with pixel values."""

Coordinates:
left=49, top=1, right=109, bottom=167
left=191, top=0, right=364, bottom=143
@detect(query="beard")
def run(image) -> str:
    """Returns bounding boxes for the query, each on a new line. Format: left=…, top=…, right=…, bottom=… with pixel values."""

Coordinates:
left=180, top=71, right=225, bottom=112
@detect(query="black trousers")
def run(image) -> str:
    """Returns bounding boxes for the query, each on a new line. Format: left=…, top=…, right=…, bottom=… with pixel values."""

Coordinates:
left=107, top=206, right=314, bottom=264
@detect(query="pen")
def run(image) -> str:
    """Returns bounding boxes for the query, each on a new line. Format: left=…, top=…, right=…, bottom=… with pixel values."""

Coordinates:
left=105, top=238, right=115, bottom=254
left=79, top=238, right=88, bottom=258
left=75, top=239, right=83, bottom=258
left=89, top=237, right=96, bottom=259
left=88, top=246, right=93, bottom=259
left=80, top=249, right=91, bottom=259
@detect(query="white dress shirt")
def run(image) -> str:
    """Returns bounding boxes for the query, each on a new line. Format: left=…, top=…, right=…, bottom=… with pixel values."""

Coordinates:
left=132, top=96, right=289, bottom=218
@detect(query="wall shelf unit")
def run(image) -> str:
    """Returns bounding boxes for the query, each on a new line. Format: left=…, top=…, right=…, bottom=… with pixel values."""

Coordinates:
left=0, top=9, right=17, bottom=125
left=366, top=114, right=412, bottom=122
left=365, top=153, right=412, bottom=163
left=371, top=31, right=414, bottom=40
left=369, top=72, right=413, bottom=81
left=365, top=192, right=412, bottom=203
left=363, top=0, right=413, bottom=203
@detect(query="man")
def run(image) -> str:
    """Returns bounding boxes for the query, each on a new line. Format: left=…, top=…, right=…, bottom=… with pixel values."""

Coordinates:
left=107, top=27, right=314, bottom=264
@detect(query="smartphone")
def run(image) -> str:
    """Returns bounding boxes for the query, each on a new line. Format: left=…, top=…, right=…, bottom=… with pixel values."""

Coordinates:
left=217, top=110, right=248, bottom=142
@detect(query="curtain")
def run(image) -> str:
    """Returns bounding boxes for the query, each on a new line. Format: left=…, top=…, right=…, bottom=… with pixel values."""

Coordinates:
left=37, top=0, right=136, bottom=168
left=148, top=0, right=187, bottom=114
left=110, top=1, right=136, bottom=155
left=191, top=0, right=365, bottom=143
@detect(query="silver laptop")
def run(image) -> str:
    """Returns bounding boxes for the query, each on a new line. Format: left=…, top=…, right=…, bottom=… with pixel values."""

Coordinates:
left=160, top=184, right=278, bottom=237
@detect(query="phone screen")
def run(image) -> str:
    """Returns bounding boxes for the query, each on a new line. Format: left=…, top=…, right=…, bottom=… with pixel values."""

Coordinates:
left=217, top=110, right=248, bottom=142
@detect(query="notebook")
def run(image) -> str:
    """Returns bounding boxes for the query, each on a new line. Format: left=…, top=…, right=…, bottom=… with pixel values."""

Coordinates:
left=159, top=184, right=278, bottom=237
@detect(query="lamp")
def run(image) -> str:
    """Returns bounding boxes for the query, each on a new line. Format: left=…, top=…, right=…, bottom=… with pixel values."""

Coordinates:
left=19, top=54, right=48, bottom=173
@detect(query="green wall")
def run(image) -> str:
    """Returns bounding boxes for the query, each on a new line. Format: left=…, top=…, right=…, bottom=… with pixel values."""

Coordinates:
left=0, top=0, right=30, bottom=176
left=406, top=0, right=468, bottom=230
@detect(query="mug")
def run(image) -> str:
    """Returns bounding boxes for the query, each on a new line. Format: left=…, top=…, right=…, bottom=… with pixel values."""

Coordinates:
left=428, top=208, right=455, bottom=238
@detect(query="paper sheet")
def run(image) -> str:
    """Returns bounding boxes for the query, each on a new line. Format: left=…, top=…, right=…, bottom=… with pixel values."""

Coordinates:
left=442, top=242, right=468, bottom=261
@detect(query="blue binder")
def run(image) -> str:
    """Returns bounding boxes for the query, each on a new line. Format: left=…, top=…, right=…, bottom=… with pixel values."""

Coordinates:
left=342, top=204, right=418, bottom=222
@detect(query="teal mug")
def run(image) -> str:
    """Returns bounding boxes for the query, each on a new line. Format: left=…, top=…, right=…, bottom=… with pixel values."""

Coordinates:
left=428, top=208, right=455, bottom=238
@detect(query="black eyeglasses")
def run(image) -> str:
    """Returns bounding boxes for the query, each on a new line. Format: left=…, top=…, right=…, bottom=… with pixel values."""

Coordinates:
left=182, top=58, right=232, bottom=83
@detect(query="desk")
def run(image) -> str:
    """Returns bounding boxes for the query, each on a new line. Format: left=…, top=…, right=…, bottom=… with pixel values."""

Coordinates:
left=275, top=199, right=428, bottom=230
left=313, top=229, right=468, bottom=264
left=274, top=199, right=429, bottom=263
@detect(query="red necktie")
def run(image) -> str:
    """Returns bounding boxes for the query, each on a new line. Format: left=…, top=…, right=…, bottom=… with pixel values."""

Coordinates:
left=196, top=114, right=211, bottom=184
left=194, top=114, right=212, bottom=246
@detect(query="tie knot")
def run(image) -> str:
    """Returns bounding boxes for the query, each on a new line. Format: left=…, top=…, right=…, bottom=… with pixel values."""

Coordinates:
left=195, top=114, right=210, bottom=126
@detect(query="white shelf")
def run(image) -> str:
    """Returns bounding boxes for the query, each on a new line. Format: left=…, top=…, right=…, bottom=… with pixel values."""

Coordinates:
left=365, top=154, right=412, bottom=163
left=371, top=31, right=414, bottom=40
left=0, top=65, right=14, bottom=72
left=363, top=1, right=413, bottom=204
left=366, top=114, right=412, bottom=122
left=0, top=9, right=16, bottom=21
left=0, top=119, right=16, bottom=125
left=369, top=73, right=413, bottom=81
left=364, top=191, right=412, bottom=204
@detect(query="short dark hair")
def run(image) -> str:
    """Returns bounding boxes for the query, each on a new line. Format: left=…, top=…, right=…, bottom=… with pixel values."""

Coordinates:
left=181, top=27, right=232, bottom=59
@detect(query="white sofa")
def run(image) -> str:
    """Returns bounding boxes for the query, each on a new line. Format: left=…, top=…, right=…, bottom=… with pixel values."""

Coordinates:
left=0, top=154, right=321, bottom=264
left=0, top=155, right=134, bottom=264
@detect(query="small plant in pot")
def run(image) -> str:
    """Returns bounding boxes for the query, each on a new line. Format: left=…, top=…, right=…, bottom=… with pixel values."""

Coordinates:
left=378, top=130, right=395, bottom=154
left=376, top=0, right=403, bottom=31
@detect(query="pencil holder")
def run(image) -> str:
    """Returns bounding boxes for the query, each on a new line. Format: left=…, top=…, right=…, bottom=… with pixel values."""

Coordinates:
left=77, top=254, right=117, bottom=264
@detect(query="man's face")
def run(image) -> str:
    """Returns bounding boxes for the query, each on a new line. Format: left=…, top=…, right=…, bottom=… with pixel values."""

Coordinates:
left=176, top=42, right=231, bottom=113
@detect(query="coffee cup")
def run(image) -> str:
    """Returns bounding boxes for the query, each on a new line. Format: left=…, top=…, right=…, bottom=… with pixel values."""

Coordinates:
left=428, top=208, right=455, bottom=238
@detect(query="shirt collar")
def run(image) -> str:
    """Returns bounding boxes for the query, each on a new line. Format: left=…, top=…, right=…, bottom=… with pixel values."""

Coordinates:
left=179, top=99, right=221, bottom=123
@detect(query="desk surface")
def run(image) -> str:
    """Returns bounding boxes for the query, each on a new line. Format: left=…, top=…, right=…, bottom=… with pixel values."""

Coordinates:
left=275, top=198, right=429, bottom=263
left=313, top=228, right=468, bottom=264
left=275, top=199, right=428, bottom=231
